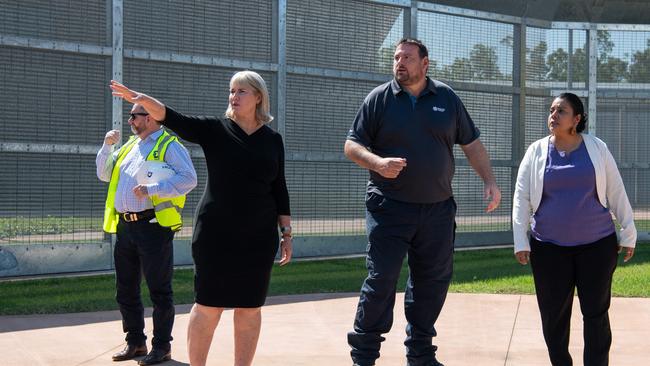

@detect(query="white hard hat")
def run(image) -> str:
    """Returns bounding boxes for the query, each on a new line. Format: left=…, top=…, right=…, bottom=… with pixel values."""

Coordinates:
left=136, top=161, right=176, bottom=184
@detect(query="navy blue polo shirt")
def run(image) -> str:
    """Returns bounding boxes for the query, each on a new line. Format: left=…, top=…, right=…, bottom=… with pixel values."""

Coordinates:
left=347, top=77, right=480, bottom=203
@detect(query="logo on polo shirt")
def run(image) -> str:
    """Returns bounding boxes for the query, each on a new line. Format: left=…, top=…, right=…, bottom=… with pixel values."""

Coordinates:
left=432, top=106, right=446, bottom=112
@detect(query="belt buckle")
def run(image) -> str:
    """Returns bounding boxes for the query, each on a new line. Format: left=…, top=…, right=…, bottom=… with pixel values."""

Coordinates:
left=122, top=212, right=138, bottom=222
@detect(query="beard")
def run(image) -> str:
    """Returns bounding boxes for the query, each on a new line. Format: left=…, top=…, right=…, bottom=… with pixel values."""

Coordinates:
left=394, top=69, right=410, bottom=83
left=395, top=69, right=424, bottom=86
left=130, top=125, right=141, bottom=135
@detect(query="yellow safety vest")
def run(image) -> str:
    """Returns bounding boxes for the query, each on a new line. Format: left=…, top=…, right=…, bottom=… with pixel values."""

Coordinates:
left=102, top=130, right=187, bottom=233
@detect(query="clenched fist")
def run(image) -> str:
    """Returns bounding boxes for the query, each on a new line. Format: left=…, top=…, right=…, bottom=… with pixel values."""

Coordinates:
left=374, top=157, right=407, bottom=179
left=104, top=130, right=121, bottom=145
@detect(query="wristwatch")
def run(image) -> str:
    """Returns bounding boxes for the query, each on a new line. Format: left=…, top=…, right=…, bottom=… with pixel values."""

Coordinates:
left=280, top=225, right=292, bottom=234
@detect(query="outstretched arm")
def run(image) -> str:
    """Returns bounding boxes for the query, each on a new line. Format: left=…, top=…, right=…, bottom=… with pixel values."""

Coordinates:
left=112, top=80, right=212, bottom=144
left=110, top=80, right=166, bottom=121
left=460, top=139, right=501, bottom=212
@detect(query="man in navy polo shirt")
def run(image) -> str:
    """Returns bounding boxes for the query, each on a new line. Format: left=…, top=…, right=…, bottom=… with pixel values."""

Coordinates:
left=344, top=38, right=501, bottom=366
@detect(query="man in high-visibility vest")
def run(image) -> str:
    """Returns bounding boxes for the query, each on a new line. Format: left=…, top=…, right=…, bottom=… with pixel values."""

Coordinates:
left=97, top=103, right=197, bottom=365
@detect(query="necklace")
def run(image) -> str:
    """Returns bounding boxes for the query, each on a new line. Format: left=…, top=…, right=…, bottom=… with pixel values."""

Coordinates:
left=551, top=135, right=582, bottom=155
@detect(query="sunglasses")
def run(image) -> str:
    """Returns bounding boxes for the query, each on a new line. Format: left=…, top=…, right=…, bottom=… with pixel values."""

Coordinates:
left=129, top=112, right=149, bottom=119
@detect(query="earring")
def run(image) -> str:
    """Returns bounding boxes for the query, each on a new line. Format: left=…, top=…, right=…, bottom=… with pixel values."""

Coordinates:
left=570, top=126, right=577, bottom=135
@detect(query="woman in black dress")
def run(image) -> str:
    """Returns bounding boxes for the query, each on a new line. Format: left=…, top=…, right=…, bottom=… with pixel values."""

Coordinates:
left=110, top=71, right=292, bottom=366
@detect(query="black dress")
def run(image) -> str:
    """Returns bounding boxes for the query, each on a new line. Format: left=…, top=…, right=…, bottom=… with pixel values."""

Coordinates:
left=162, top=106, right=290, bottom=307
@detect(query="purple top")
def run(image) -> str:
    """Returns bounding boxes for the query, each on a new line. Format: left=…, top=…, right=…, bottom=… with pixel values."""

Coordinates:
left=531, top=140, right=615, bottom=246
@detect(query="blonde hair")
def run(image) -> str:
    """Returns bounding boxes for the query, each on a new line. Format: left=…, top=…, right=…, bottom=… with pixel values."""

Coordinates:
left=224, top=71, right=273, bottom=124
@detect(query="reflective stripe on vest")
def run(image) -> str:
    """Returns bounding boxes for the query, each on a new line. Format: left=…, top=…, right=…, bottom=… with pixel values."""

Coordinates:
left=102, top=130, right=187, bottom=233
left=154, top=200, right=183, bottom=213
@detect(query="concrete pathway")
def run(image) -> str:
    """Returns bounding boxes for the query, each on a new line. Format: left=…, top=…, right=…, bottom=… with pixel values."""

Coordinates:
left=0, top=293, right=648, bottom=365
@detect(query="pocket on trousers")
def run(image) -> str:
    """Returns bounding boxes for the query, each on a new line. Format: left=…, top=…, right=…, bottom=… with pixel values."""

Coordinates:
left=365, top=192, right=387, bottom=213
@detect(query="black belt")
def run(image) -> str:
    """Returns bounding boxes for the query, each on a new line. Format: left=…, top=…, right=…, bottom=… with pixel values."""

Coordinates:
left=118, top=209, right=155, bottom=223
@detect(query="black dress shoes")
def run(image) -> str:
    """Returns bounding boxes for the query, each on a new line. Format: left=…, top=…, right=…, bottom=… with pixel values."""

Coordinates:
left=112, top=344, right=148, bottom=361
left=406, top=358, right=444, bottom=366
left=138, top=348, right=172, bottom=365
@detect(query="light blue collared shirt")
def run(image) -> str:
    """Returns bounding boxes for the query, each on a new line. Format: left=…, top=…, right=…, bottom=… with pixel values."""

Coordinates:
left=96, top=129, right=198, bottom=213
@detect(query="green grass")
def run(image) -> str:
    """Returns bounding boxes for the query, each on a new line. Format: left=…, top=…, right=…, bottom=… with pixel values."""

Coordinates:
left=0, top=216, right=102, bottom=239
left=0, top=244, right=648, bottom=315
left=0, top=216, right=194, bottom=240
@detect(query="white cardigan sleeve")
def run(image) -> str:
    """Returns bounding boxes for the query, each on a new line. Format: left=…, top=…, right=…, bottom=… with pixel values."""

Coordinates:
left=602, top=146, right=637, bottom=248
left=512, top=144, right=535, bottom=253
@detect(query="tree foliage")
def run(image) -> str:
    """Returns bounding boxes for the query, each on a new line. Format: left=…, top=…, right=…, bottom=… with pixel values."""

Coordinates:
left=629, top=39, right=650, bottom=82
left=377, top=30, right=650, bottom=84
left=437, top=44, right=504, bottom=81
left=545, top=30, right=630, bottom=82
left=527, top=41, right=549, bottom=81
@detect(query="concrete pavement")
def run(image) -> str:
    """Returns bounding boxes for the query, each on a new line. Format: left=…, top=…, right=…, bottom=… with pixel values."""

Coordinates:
left=0, top=293, right=648, bottom=365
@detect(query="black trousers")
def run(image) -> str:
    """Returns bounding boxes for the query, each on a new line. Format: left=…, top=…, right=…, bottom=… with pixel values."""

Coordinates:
left=114, top=219, right=175, bottom=351
left=348, top=195, right=456, bottom=366
left=530, top=232, right=618, bottom=366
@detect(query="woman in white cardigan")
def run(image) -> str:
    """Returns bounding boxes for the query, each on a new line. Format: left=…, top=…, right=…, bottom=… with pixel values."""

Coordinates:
left=512, top=93, right=636, bottom=366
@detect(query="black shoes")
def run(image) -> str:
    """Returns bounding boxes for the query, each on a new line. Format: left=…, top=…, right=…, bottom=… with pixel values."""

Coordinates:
left=137, top=348, right=172, bottom=365
left=112, top=344, right=147, bottom=361
left=406, top=357, right=445, bottom=366
left=355, top=359, right=442, bottom=366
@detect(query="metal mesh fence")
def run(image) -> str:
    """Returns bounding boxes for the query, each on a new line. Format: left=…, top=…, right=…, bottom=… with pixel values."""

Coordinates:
left=452, top=166, right=512, bottom=232
left=1, top=0, right=649, bottom=276
left=454, top=91, right=513, bottom=161
left=525, top=95, right=555, bottom=147
left=286, top=0, right=402, bottom=73
left=597, top=97, right=650, bottom=231
left=526, top=27, right=588, bottom=89
left=451, top=91, right=513, bottom=231
left=418, top=10, right=513, bottom=84
left=285, top=74, right=377, bottom=153
left=286, top=160, right=367, bottom=234
left=124, top=0, right=273, bottom=62
left=0, top=47, right=111, bottom=144
left=598, top=30, right=650, bottom=86
left=0, top=0, right=107, bottom=44
left=0, top=152, right=105, bottom=244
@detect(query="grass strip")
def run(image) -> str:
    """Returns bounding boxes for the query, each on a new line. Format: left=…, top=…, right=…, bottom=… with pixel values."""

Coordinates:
left=0, top=244, right=648, bottom=315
